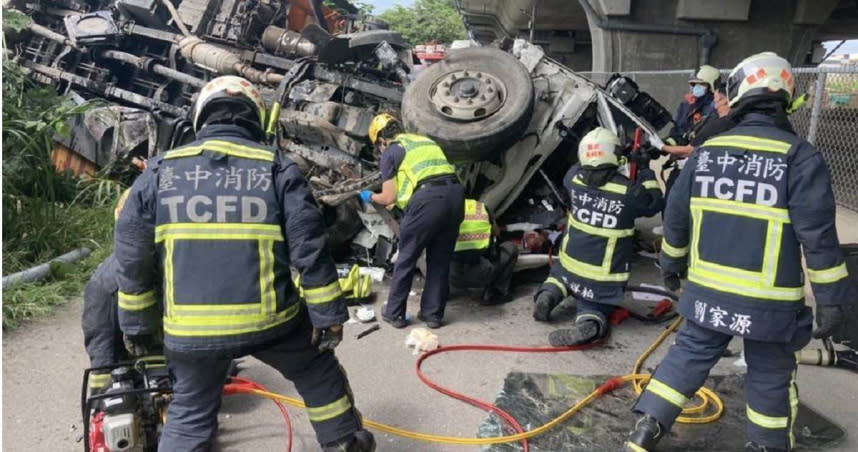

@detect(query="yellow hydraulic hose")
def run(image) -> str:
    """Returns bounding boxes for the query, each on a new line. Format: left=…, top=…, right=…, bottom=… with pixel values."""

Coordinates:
left=246, top=316, right=724, bottom=445
left=631, top=317, right=725, bottom=424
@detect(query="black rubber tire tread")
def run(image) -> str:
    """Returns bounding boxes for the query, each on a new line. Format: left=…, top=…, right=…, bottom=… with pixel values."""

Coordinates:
left=401, top=47, right=535, bottom=164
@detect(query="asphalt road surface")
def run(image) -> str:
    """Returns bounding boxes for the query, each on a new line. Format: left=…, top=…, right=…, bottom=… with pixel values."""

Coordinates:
left=4, top=214, right=858, bottom=452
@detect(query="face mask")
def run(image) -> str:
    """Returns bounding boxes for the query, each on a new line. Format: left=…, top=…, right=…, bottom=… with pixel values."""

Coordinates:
left=691, top=84, right=707, bottom=98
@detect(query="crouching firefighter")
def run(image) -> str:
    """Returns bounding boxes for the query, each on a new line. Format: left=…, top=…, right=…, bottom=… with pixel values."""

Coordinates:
left=449, top=199, right=520, bottom=305
left=114, top=76, right=374, bottom=452
left=625, top=53, right=856, bottom=452
left=533, top=127, right=664, bottom=345
left=82, top=190, right=135, bottom=395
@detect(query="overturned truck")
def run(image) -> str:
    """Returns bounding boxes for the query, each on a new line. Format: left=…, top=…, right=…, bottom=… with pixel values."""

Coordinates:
left=6, top=0, right=672, bottom=262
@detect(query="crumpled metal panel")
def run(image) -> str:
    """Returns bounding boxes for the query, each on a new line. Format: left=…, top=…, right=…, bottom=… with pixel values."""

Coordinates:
left=177, top=0, right=221, bottom=34
left=83, top=106, right=158, bottom=165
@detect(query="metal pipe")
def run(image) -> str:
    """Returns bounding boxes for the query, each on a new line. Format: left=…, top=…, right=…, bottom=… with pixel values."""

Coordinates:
left=529, top=0, right=538, bottom=43
left=100, top=50, right=206, bottom=88
left=21, top=60, right=187, bottom=116
left=2, top=248, right=91, bottom=289
left=179, top=36, right=283, bottom=85
left=577, top=0, right=718, bottom=65
left=28, top=23, right=78, bottom=48
left=261, top=26, right=318, bottom=58
left=808, top=72, right=827, bottom=145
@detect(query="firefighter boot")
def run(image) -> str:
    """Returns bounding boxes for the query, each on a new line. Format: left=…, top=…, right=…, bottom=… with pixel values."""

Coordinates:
left=744, top=441, right=787, bottom=452
left=323, top=429, right=376, bottom=452
left=623, top=414, right=664, bottom=452
left=548, top=320, right=601, bottom=346
left=533, top=291, right=560, bottom=322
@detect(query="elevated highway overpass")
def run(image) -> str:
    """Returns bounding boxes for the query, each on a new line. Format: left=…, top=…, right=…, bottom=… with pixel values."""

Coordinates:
left=454, top=0, right=858, bottom=71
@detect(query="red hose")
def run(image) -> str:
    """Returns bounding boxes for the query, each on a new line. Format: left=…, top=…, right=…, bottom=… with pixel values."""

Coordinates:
left=225, top=377, right=293, bottom=452
left=415, top=341, right=602, bottom=451
left=225, top=341, right=602, bottom=452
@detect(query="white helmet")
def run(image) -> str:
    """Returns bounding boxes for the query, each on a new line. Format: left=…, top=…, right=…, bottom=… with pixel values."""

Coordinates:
left=689, top=64, right=721, bottom=92
left=192, top=76, right=267, bottom=132
left=578, top=127, right=620, bottom=169
left=726, top=52, right=795, bottom=107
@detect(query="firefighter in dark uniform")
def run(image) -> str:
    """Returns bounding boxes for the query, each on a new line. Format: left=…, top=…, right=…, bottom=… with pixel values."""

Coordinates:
left=82, top=191, right=133, bottom=394
left=360, top=114, right=465, bottom=329
left=532, top=127, right=664, bottom=345
left=659, top=65, right=722, bottom=202
left=449, top=199, right=519, bottom=305
left=625, top=53, right=855, bottom=452
left=114, top=76, right=374, bottom=452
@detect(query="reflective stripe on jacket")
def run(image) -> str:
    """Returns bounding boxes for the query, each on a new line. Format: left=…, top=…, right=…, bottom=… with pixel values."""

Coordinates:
left=393, top=133, right=456, bottom=209
left=661, top=113, right=855, bottom=342
left=558, top=165, right=664, bottom=298
left=455, top=199, right=492, bottom=252
left=115, top=125, right=348, bottom=357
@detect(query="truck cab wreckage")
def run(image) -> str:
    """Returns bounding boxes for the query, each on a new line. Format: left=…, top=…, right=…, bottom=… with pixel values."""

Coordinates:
left=6, top=0, right=672, bottom=261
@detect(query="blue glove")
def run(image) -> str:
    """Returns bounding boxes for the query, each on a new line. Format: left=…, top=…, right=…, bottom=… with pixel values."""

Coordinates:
left=360, top=190, right=373, bottom=204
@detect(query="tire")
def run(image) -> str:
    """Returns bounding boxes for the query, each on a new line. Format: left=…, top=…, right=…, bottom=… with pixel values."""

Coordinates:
left=401, top=47, right=534, bottom=164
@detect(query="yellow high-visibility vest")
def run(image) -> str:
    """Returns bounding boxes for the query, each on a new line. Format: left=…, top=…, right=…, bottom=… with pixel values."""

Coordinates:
left=392, top=133, right=456, bottom=209
left=455, top=199, right=492, bottom=252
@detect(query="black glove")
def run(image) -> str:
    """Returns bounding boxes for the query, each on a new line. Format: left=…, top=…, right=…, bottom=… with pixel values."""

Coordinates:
left=663, top=273, right=681, bottom=292
left=312, top=325, right=344, bottom=352
left=813, top=305, right=846, bottom=339
left=123, top=334, right=158, bottom=357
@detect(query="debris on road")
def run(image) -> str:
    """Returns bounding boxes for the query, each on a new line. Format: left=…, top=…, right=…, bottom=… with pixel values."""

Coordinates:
left=406, top=328, right=439, bottom=355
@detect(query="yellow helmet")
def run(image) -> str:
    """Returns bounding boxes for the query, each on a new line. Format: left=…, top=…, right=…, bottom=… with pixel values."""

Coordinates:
left=193, top=76, right=266, bottom=132
left=689, top=65, right=721, bottom=91
left=578, top=127, right=620, bottom=169
left=368, top=113, right=398, bottom=145
left=726, top=52, right=794, bottom=107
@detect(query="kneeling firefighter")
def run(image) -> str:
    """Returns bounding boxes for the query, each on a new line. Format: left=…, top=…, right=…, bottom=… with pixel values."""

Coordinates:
left=114, top=76, right=374, bottom=452
left=82, top=191, right=135, bottom=394
left=624, top=53, right=856, bottom=452
left=449, top=199, right=520, bottom=305
left=533, top=127, right=664, bottom=345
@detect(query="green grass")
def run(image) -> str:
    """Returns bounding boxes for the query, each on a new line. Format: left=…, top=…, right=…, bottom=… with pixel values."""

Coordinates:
left=2, top=203, right=116, bottom=329
left=1, top=42, right=129, bottom=329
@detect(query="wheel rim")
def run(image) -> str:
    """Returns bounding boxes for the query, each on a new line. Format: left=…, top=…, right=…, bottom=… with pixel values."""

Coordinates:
left=428, top=70, right=506, bottom=121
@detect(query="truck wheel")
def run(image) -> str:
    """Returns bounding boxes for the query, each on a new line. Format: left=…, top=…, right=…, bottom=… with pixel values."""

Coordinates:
left=401, top=47, right=534, bottom=164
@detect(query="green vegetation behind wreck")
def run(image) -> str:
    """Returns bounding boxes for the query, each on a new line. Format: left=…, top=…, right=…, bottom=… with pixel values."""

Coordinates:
left=378, top=0, right=466, bottom=46
left=2, top=20, right=131, bottom=328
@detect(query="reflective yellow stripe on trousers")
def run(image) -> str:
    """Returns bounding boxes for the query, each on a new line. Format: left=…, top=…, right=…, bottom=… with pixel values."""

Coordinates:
left=544, top=276, right=568, bottom=297
left=746, top=405, right=788, bottom=429
left=688, top=197, right=803, bottom=301
left=645, top=378, right=688, bottom=408
left=306, top=395, right=352, bottom=422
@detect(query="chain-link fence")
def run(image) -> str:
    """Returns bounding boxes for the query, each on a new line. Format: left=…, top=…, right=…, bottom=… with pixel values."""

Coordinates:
left=585, top=63, right=858, bottom=211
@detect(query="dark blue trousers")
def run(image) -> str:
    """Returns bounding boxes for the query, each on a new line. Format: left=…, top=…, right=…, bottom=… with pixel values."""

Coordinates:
left=385, top=183, right=465, bottom=323
left=633, top=319, right=811, bottom=450
left=158, top=311, right=362, bottom=452
left=539, top=264, right=623, bottom=334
